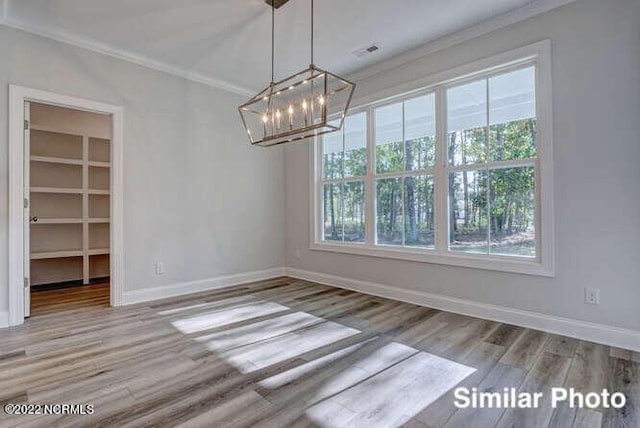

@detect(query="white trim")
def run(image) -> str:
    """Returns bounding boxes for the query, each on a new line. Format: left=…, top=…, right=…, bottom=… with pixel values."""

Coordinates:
left=285, top=268, right=640, bottom=352
left=110, top=103, right=124, bottom=307
left=4, top=263, right=639, bottom=351
left=347, top=0, right=575, bottom=83
left=8, top=85, right=124, bottom=326
left=312, top=41, right=554, bottom=277
left=1, top=0, right=8, bottom=21
left=121, top=268, right=286, bottom=305
left=535, top=41, right=555, bottom=278
left=82, top=133, right=89, bottom=284
left=350, top=42, right=548, bottom=111
left=0, top=19, right=253, bottom=97
left=310, top=242, right=551, bottom=277
left=0, top=311, right=8, bottom=328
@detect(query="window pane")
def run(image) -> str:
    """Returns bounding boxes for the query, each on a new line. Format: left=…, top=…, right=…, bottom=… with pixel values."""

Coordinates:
left=449, top=170, right=489, bottom=253
left=376, top=178, right=403, bottom=245
left=405, top=94, right=436, bottom=170
left=343, top=181, right=365, bottom=242
left=489, top=167, right=536, bottom=257
left=322, top=121, right=343, bottom=179
left=489, top=67, right=536, bottom=161
left=405, top=175, right=435, bottom=248
left=375, top=102, right=404, bottom=174
left=343, top=113, right=367, bottom=177
left=447, top=79, right=487, bottom=166
left=323, top=182, right=343, bottom=241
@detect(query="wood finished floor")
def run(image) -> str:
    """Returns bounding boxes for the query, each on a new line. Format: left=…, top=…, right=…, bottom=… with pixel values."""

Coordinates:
left=30, top=283, right=110, bottom=317
left=0, top=277, right=638, bottom=427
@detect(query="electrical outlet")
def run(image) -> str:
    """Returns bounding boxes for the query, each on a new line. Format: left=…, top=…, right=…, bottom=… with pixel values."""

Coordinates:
left=155, top=262, right=165, bottom=275
left=585, top=288, right=600, bottom=305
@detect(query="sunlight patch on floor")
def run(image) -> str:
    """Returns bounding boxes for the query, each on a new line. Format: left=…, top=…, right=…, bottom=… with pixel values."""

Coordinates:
left=221, top=321, right=360, bottom=373
left=306, top=347, right=475, bottom=427
left=169, top=298, right=475, bottom=427
left=258, top=338, right=377, bottom=390
left=170, top=301, right=289, bottom=334
left=158, top=302, right=211, bottom=316
left=158, top=294, right=259, bottom=316
left=195, top=311, right=326, bottom=352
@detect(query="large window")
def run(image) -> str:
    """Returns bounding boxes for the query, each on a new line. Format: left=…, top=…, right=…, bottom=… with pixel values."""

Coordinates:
left=375, top=94, right=436, bottom=248
left=314, top=44, right=553, bottom=276
left=322, top=112, right=367, bottom=243
left=446, top=67, right=536, bottom=257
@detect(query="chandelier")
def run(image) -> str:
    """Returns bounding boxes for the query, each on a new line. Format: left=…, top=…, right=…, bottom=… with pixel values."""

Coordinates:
left=238, top=0, right=355, bottom=147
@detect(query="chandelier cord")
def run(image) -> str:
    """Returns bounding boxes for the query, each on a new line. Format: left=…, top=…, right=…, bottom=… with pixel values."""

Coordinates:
left=271, top=0, right=275, bottom=84
left=310, top=0, right=314, bottom=66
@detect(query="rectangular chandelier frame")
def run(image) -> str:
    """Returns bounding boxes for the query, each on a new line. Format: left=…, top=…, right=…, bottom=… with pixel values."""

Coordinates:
left=239, top=64, right=355, bottom=147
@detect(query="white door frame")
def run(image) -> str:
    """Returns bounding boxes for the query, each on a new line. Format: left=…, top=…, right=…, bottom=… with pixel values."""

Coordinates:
left=8, top=85, right=124, bottom=326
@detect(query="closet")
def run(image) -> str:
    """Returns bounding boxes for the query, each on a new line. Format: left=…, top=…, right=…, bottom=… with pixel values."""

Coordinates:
left=29, top=103, right=112, bottom=289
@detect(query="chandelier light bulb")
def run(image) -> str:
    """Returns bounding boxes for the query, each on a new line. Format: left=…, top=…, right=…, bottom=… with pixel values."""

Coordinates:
left=288, top=105, right=294, bottom=129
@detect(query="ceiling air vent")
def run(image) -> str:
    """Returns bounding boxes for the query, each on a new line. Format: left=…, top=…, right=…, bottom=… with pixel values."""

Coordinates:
left=353, top=44, right=380, bottom=58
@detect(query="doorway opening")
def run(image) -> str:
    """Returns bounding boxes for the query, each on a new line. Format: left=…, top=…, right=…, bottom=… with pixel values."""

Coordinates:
left=27, top=102, right=112, bottom=316
left=9, top=85, right=123, bottom=326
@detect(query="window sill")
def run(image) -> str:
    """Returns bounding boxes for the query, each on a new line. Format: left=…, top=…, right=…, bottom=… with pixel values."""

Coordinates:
left=310, top=241, right=554, bottom=277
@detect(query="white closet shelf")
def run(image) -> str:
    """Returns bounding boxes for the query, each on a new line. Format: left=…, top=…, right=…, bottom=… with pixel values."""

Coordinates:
left=89, top=161, right=111, bottom=168
left=31, top=250, right=83, bottom=260
left=31, top=187, right=83, bottom=194
left=32, top=218, right=83, bottom=224
left=29, top=124, right=83, bottom=136
left=88, top=218, right=110, bottom=223
left=89, top=189, right=110, bottom=195
left=88, top=248, right=110, bottom=256
left=30, top=188, right=110, bottom=195
left=31, top=248, right=110, bottom=259
left=29, top=111, right=112, bottom=287
left=31, top=155, right=83, bottom=166
left=31, top=218, right=111, bottom=224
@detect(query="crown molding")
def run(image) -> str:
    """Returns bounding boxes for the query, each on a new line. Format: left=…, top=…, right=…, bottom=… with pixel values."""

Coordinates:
left=0, top=17, right=254, bottom=97
left=0, top=0, right=575, bottom=98
left=347, top=0, right=576, bottom=83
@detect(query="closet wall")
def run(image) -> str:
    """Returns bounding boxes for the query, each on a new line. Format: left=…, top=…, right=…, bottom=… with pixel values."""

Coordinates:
left=29, top=103, right=112, bottom=286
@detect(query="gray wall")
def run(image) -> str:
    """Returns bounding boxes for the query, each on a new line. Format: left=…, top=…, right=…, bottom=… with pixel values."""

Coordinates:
left=0, top=26, right=285, bottom=314
left=285, top=0, right=640, bottom=331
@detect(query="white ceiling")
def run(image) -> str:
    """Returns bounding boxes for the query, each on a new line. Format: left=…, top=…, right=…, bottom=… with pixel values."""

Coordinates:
left=2, top=0, right=553, bottom=95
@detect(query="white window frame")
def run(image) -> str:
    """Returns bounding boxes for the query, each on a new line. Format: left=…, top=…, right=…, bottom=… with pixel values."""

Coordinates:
left=310, top=41, right=554, bottom=277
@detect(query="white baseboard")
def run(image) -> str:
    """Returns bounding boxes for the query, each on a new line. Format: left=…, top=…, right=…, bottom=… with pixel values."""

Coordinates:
left=122, top=267, right=286, bottom=305
left=7, top=264, right=638, bottom=353
left=285, top=268, right=640, bottom=352
left=0, top=311, right=9, bottom=329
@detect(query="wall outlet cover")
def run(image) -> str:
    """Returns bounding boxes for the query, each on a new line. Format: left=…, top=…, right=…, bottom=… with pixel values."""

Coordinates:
left=585, top=288, right=600, bottom=305
left=155, top=262, right=165, bottom=275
